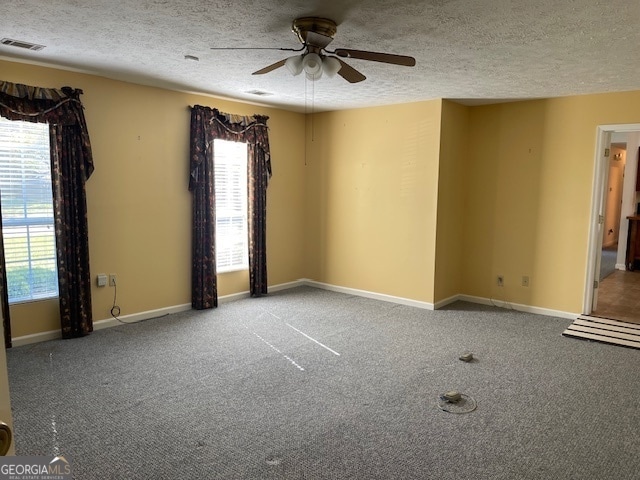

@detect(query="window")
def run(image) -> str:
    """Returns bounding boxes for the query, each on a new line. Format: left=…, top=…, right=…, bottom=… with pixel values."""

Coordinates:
left=214, top=139, right=248, bottom=272
left=0, top=117, right=58, bottom=303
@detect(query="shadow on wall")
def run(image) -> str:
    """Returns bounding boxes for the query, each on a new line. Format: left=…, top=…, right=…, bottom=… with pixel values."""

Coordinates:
left=464, top=101, right=547, bottom=306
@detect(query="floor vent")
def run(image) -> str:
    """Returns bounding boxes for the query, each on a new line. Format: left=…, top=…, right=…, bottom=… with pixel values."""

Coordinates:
left=563, top=316, right=640, bottom=350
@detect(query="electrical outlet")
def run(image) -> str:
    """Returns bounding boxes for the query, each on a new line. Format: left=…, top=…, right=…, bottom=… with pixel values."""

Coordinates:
left=109, top=274, right=117, bottom=287
left=497, top=275, right=504, bottom=287
left=522, top=275, right=530, bottom=287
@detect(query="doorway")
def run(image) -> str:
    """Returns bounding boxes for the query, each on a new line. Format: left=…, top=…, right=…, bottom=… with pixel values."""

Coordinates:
left=585, top=125, right=640, bottom=323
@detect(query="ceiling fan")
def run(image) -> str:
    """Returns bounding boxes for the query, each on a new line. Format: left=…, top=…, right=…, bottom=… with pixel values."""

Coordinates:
left=212, top=17, right=416, bottom=83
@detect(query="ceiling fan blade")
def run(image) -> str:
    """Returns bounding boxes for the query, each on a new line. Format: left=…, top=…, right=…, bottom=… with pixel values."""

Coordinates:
left=252, top=59, right=287, bottom=75
left=333, top=49, right=416, bottom=67
left=336, top=59, right=366, bottom=83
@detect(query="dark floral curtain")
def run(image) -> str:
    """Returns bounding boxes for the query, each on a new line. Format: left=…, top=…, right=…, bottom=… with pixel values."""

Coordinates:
left=189, top=105, right=271, bottom=308
left=0, top=81, right=94, bottom=339
left=0, top=201, right=10, bottom=349
left=189, top=107, right=217, bottom=309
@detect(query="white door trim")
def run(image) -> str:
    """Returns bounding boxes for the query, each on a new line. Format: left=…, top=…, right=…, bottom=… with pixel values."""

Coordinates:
left=584, top=123, right=640, bottom=315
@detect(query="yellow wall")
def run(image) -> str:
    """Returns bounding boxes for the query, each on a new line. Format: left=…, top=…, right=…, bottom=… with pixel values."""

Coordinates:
left=434, top=100, right=469, bottom=302
left=303, top=100, right=442, bottom=303
left=1, top=59, right=306, bottom=337
left=5, top=57, right=640, bottom=338
left=462, top=92, right=640, bottom=314
left=463, top=100, right=547, bottom=307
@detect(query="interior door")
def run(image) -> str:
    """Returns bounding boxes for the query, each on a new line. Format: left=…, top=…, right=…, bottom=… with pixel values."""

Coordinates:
left=592, top=131, right=612, bottom=312
left=603, top=147, right=625, bottom=247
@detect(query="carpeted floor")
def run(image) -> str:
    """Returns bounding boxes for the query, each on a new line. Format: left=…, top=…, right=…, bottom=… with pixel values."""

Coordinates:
left=6, top=286, right=640, bottom=479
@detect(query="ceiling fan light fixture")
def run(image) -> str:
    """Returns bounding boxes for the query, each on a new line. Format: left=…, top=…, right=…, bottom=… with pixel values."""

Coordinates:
left=285, top=55, right=303, bottom=76
left=322, top=56, right=341, bottom=78
left=302, top=52, right=322, bottom=77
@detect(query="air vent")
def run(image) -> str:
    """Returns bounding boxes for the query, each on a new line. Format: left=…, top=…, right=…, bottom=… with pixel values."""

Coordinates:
left=245, top=90, right=273, bottom=97
left=1, top=38, right=45, bottom=51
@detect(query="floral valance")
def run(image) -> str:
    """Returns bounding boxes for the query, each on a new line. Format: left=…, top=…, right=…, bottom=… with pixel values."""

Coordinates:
left=0, top=80, right=94, bottom=180
left=189, top=105, right=270, bottom=191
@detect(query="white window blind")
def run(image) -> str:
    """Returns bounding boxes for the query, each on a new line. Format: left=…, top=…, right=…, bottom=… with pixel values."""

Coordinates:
left=214, top=139, right=248, bottom=272
left=0, top=117, right=58, bottom=303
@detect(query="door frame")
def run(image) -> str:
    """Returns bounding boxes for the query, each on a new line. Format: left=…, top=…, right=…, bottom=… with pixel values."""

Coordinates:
left=584, top=123, right=640, bottom=315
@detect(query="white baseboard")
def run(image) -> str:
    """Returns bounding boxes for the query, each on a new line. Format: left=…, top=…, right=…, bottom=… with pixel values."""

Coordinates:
left=216, top=279, right=306, bottom=304
left=270, top=279, right=306, bottom=292
left=300, top=279, right=435, bottom=310
left=11, top=330, right=62, bottom=347
left=11, top=279, right=577, bottom=346
left=299, top=280, right=576, bottom=319
left=11, top=279, right=306, bottom=347
left=433, top=295, right=460, bottom=309
left=456, top=294, right=579, bottom=320
left=93, top=303, right=193, bottom=330
left=11, top=303, right=195, bottom=347
left=615, top=263, right=626, bottom=271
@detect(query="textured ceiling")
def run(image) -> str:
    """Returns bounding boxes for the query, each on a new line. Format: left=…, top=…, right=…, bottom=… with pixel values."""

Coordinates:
left=1, top=0, right=640, bottom=112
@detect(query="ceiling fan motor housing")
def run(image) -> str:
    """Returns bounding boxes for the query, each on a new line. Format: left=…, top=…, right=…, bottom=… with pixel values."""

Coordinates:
left=291, top=17, right=337, bottom=49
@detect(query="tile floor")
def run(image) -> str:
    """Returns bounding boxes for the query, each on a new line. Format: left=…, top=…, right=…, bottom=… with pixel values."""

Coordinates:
left=592, top=269, right=640, bottom=325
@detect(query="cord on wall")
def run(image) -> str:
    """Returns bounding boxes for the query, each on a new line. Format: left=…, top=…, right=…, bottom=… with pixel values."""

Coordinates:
left=110, top=281, right=126, bottom=322
left=490, top=276, right=513, bottom=310
left=110, top=280, right=169, bottom=325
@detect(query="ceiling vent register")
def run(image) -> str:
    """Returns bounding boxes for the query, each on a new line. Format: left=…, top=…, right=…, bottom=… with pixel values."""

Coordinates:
left=1, top=38, right=45, bottom=51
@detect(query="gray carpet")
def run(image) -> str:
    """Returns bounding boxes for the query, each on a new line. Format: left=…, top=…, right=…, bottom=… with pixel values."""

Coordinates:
left=6, top=286, right=640, bottom=479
